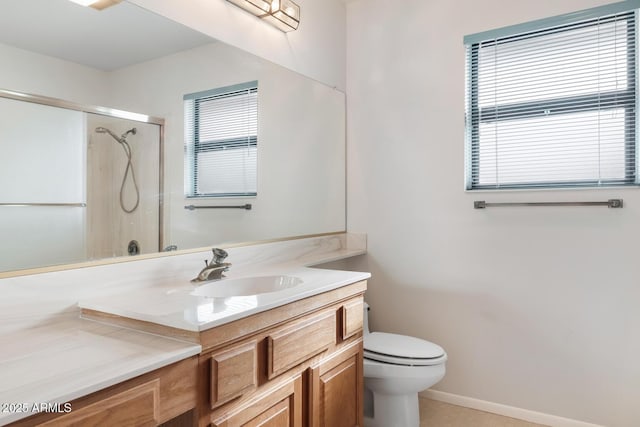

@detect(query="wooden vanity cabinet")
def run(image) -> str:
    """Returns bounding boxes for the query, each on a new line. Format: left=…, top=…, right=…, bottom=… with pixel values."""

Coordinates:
left=198, top=280, right=366, bottom=427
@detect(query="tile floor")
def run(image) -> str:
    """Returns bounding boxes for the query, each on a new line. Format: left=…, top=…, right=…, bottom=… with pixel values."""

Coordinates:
left=419, top=398, right=549, bottom=427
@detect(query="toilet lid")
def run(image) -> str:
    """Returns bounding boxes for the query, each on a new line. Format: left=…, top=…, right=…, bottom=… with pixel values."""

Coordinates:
left=364, top=332, right=445, bottom=362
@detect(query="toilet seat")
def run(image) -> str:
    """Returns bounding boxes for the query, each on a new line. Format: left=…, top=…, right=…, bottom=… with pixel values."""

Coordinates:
left=364, top=332, right=446, bottom=366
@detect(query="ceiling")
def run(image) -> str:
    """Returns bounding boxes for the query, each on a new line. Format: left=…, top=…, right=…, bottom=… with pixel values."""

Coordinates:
left=0, top=0, right=213, bottom=70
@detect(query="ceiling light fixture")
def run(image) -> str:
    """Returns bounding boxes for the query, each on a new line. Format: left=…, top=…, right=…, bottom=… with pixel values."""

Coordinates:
left=67, top=0, right=122, bottom=10
left=226, top=0, right=300, bottom=32
left=226, top=0, right=271, bottom=16
left=263, top=0, right=300, bottom=32
left=68, top=0, right=100, bottom=6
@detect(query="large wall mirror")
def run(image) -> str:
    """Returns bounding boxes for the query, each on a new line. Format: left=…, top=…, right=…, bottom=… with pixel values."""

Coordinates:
left=0, top=0, right=346, bottom=274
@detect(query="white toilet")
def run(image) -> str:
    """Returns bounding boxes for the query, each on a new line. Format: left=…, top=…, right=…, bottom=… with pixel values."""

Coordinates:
left=363, top=303, right=447, bottom=427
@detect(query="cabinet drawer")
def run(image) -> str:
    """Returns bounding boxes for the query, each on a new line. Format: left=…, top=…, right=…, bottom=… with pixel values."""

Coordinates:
left=341, top=299, right=363, bottom=340
left=210, top=341, right=258, bottom=409
left=211, top=375, right=302, bottom=427
left=267, top=312, right=336, bottom=379
left=40, top=380, right=159, bottom=427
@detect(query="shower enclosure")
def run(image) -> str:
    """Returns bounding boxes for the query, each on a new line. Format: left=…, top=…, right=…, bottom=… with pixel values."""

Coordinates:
left=87, top=113, right=160, bottom=260
left=0, top=91, right=163, bottom=272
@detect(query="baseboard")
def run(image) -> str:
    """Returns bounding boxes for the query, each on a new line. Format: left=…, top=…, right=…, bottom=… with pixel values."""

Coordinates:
left=420, top=390, right=604, bottom=427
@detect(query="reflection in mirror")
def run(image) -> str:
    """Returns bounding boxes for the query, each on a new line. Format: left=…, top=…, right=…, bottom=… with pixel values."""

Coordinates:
left=0, top=98, right=162, bottom=272
left=0, top=0, right=346, bottom=275
left=87, top=114, right=161, bottom=261
left=0, top=99, right=88, bottom=271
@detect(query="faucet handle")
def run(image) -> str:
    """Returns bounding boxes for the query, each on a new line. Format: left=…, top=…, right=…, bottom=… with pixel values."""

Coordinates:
left=211, top=248, right=228, bottom=264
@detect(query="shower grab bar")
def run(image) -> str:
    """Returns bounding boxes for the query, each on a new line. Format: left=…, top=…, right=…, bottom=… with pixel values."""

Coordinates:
left=184, top=204, right=252, bottom=211
left=0, top=202, right=86, bottom=207
left=474, top=199, right=623, bottom=209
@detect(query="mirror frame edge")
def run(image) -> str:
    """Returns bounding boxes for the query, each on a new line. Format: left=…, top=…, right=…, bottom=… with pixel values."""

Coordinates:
left=0, top=230, right=347, bottom=279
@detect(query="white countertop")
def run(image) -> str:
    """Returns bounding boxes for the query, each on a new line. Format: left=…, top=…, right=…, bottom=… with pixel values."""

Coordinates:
left=78, top=267, right=370, bottom=332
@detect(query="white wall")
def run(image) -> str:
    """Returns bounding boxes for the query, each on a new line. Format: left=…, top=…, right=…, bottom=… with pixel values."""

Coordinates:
left=346, top=1, right=639, bottom=426
left=128, top=0, right=347, bottom=91
left=0, top=42, right=109, bottom=106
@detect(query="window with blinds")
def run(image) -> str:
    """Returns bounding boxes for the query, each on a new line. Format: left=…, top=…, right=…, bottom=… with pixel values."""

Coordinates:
left=465, top=5, right=638, bottom=190
left=184, top=81, right=258, bottom=198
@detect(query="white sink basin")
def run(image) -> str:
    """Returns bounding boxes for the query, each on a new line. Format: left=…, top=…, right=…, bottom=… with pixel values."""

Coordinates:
left=190, top=275, right=303, bottom=298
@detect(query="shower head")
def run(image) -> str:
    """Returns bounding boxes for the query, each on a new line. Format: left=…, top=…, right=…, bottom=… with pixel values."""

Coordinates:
left=94, top=126, right=136, bottom=144
left=122, top=128, right=137, bottom=138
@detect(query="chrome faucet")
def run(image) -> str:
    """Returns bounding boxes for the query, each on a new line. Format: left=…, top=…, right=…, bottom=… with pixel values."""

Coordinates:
left=191, top=248, right=231, bottom=283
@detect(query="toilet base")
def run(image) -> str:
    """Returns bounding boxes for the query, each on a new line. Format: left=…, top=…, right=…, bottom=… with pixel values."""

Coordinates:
left=363, top=390, right=419, bottom=427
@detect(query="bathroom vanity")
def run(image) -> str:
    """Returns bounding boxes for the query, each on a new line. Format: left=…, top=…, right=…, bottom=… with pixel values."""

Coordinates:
left=9, top=281, right=366, bottom=427
left=0, top=234, right=369, bottom=427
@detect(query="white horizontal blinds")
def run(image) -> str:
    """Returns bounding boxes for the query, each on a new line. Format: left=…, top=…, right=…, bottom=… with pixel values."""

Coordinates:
left=466, top=10, right=637, bottom=189
left=184, top=82, right=258, bottom=197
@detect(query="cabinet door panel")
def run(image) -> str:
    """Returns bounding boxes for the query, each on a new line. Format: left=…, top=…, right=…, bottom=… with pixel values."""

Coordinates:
left=320, top=358, right=358, bottom=427
left=309, top=343, right=363, bottom=427
left=210, top=341, right=258, bottom=409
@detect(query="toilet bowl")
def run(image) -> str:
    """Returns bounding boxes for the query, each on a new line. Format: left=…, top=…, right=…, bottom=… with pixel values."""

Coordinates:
left=363, top=303, right=447, bottom=427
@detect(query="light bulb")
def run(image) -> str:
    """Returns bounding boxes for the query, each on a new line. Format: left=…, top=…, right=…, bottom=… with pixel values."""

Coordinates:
left=68, top=0, right=99, bottom=6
